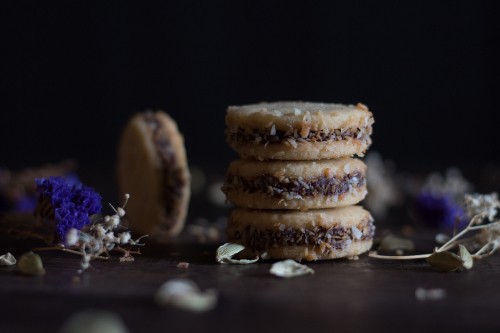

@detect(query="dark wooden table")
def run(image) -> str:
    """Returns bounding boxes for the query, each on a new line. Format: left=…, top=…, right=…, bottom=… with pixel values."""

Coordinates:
left=1, top=234, right=500, bottom=333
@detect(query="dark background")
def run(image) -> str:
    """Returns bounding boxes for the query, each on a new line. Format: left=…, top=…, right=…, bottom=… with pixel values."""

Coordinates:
left=1, top=1, right=499, bottom=196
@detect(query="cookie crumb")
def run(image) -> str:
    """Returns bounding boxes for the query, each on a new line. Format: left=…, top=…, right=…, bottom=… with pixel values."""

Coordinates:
left=415, top=287, right=446, bottom=301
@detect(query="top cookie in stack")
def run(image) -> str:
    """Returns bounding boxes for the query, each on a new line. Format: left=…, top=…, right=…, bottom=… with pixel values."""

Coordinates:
left=226, top=101, right=373, bottom=161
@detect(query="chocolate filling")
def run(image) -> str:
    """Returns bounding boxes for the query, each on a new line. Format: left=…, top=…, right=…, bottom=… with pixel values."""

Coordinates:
left=223, top=172, right=365, bottom=200
left=231, top=219, right=375, bottom=253
left=228, top=126, right=371, bottom=145
left=142, top=112, right=186, bottom=228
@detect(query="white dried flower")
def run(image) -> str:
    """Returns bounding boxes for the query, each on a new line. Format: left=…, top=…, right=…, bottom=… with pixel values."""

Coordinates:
left=463, top=192, right=500, bottom=222
left=66, top=228, right=79, bottom=246
left=116, top=207, right=126, bottom=217
left=105, top=215, right=120, bottom=229
left=60, top=194, right=146, bottom=272
left=423, top=168, right=472, bottom=200
left=95, top=225, right=107, bottom=238
left=118, top=232, right=131, bottom=244
left=105, top=231, right=115, bottom=242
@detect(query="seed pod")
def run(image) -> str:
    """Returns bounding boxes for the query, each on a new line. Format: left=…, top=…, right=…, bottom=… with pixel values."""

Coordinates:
left=18, top=251, right=46, bottom=276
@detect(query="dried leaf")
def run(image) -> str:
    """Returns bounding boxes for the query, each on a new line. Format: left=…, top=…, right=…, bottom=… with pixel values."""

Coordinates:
left=0, top=252, right=16, bottom=266
left=378, top=234, right=415, bottom=252
left=458, top=245, right=473, bottom=270
left=155, top=279, right=217, bottom=312
left=427, top=251, right=463, bottom=272
left=18, top=251, right=46, bottom=276
left=216, top=243, right=258, bottom=264
left=270, top=259, right=314, bottom=278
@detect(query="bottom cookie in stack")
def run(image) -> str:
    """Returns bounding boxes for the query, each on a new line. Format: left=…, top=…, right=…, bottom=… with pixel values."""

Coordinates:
left=227, top=206, right=375, bottom=261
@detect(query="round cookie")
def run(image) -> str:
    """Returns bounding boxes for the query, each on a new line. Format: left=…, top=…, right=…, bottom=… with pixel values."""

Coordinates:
left=117, top=111, right=190, bottom=241
left=226, top=101, right=374, bottom=160
left=222, top=157, right=367, bottom=210
left=227, top=206, right=375, bottom=261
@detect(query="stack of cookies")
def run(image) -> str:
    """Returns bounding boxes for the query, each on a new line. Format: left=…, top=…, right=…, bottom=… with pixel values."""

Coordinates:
left=222, top=102, right=375, bottom=261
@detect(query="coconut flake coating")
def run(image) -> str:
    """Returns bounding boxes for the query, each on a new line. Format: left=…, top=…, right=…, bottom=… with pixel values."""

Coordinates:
left=226, top=102, right=374, bottom=160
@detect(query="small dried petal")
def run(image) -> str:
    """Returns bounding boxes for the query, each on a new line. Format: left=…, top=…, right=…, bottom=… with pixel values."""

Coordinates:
left=270, top=259, right=314, bottom=278
left=458, top=245, right=473, bottom=270
left=155, top=279, right=217, bottom=312
left=216, top=243, right=258, bottom=264
left=18, top=251, right=46, bottom=276
left=0, top=253, right=16, bottom=266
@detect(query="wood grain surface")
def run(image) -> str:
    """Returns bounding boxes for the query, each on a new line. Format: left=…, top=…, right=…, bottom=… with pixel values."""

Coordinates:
left=1, top=237, right=500, bottom=333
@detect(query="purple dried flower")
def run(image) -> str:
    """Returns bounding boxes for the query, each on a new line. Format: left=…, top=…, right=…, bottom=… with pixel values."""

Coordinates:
left=72, top=184, right=102, bottom=216
left=415, top=191, right=468, bottom=229
left=35, top=177, right=102, bottom=243
left=54, top=202, right=90, bottom=242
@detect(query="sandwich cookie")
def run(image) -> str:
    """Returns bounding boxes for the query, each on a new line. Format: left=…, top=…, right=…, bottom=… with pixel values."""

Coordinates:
left=117, top=111, right=190, bottom=240
left=227, top=206, right=375, bottom=261
left=222, top=157, right=367, bottom=210
left=226, top=101, right=374, bottom=160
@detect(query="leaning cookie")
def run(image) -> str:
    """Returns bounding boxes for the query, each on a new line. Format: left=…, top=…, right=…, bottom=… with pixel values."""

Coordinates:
left=222, top=157, right=367, bottom=210
left=227, top=206, right=375, bottom=261
left=117, top=111, right=190, bottom=240
left=226, top=101, right=374, bottom=160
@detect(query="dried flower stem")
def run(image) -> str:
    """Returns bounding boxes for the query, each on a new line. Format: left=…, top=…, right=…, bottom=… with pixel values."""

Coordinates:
left=368, top=252, right=431, bottom=260
left=32, top=245, right=110, bottom=260
left=369, top=214, right=500, bottom=260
